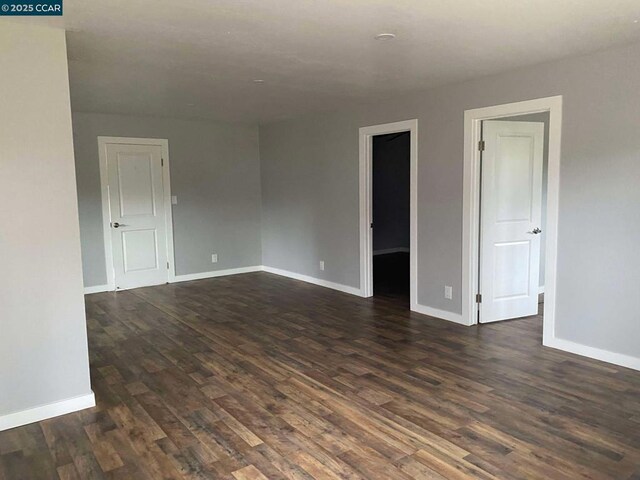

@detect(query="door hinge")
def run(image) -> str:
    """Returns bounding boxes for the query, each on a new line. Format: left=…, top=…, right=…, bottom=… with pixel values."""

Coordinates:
left=370, top=223, right=374, bottom=228
left=167, top=262, right=170, bottom=269
left=476, top=293, right=482, bottom=303
left=161, top=158, right=164, bottom=167
left=478, top=140, right=485, bottom=151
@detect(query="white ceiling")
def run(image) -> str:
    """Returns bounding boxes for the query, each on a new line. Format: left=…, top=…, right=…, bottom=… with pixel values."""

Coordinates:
left=19, top=0, right=640, bottom=124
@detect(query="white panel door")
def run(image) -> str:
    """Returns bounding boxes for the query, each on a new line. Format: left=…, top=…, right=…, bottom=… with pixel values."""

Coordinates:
left=480, top=121, right=544, bottom=323
left=106, top=143, right=168, bottom=290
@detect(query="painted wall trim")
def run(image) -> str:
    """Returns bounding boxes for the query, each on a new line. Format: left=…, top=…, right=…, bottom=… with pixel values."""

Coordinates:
left=0, top=392, right=95, bottom=432
left=172, top=266, right=263, bottom=283
left=545, top=338, right=640, bottom=372
left=412, top=303, right=466, bottom=325
left=373, top=247, right=410, bottom=256
left=262, top=266, right=363, bottom=297
left=84, top=284, right=110, bottom=295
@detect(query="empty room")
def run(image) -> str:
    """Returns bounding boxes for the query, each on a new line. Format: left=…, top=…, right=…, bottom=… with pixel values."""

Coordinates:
left=2, top=1, right=640, bottom=479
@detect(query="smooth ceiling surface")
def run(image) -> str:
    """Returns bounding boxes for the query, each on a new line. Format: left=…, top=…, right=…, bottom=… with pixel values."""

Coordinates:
left=14, top=0, right=640, bottom=123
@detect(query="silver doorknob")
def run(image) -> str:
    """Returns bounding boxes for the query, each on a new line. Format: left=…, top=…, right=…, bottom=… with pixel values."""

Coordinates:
left=112, top=222, right=127, bottom=228
left=528, top=227, right=542, bottom=234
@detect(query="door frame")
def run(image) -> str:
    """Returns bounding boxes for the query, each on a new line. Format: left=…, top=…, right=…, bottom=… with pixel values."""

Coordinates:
left=97, top=136, right=176, bottom=291
left=359, top=119, right=418, bottom=308
left=462, top=96, right=562, bottom=343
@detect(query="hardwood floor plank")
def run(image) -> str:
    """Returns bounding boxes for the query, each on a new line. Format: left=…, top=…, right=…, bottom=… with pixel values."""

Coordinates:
left=232, top=464, right=270, bottom=480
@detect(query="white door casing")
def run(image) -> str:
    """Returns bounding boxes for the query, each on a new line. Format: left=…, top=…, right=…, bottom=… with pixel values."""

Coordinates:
left=359, top=120, right=418, bottom=308
left=479, top=121, right=544, bottom=323
left=98, top=137, right=175, bottom=291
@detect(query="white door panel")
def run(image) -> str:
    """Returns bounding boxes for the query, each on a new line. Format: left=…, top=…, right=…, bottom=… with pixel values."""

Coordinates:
left=480, top=121, right=543, bottom=323
left=122, top=229, right=158, bottom=272
left=117, top=152, right=156, bottom=217
left=493, top=241, right=531, bottom=299
left=106, top=143, right=168, bottom=290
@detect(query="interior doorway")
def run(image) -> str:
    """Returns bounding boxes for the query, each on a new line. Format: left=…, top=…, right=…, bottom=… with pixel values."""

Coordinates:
left=462, top=96, right=562, bottom=339
left=372, top=131, right=411, bottom=302
left=359, top=119, right=418, bottom=309
left=98, top=137, right=176, bottom=291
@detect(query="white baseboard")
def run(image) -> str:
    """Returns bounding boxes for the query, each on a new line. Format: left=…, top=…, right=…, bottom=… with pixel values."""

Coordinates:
left=84, top=284, right=110, bottom=294
left=172, top=266, right=263, bottom=283
left=544, top=337, right=640, bottom=372
left=373, top=247, right=410, bottom=256
left=0, top=392, right=95, bottom=432
left=83, top=267, right=263, bottom=292
left=411, top=303, right=467, bottom=325
left=262, top=266, right=363, bottom=297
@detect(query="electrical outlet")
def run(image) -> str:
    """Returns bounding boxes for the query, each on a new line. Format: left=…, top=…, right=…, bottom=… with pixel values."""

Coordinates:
left=211, top=254, right=218, bottom=263
left=319, top=260, right=325, bottom=271
left=444, top=285, right=453, bottom=300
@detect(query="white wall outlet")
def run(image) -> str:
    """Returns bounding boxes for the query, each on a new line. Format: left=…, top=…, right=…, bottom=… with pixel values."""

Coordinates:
left=211, top=254, right=218, bottom=263
left=171, top=195, right=178, bottom=205
left=319, top=260, right=325, bottom=271
left=444, top=285, right=453, bottom=300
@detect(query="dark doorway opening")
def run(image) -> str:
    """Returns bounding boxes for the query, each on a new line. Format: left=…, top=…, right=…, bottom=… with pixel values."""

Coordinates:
left=372, top=131, right=410, bottom=304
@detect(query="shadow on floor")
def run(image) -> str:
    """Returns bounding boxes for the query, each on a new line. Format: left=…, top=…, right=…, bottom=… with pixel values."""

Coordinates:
left=373, top=252, right=409, bottom=306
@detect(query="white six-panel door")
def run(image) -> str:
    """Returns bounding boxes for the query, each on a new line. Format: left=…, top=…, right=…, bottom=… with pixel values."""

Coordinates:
left=106, top=143, right=169, bottom=290
left=480, top=121, right=544, bottom=323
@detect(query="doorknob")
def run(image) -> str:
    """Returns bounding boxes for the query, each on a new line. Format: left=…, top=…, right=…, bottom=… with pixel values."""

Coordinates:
left=112, top=222, right=127, bottom=228
left=527, top=227, right=542, bottom=234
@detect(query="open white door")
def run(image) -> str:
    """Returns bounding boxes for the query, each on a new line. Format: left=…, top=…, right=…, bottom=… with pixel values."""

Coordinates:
left=480, top=121, right=544, bottom=323
left=105, top=142, right=169, bottom=290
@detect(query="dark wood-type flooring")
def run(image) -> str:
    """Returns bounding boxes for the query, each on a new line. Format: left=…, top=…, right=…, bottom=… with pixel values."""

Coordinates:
left=1, top=272, right=640, bottom=479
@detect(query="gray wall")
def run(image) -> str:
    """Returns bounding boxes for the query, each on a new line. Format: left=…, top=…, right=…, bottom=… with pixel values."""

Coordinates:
left=260, top=41, right=640, bottom=358
left=73, top=113, right=262, bottom=287
left=373, top=133, right=410, bottom=252
left=0, top=23, right=92, bottom=417
left=494, top=113, right=549, bottom=288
